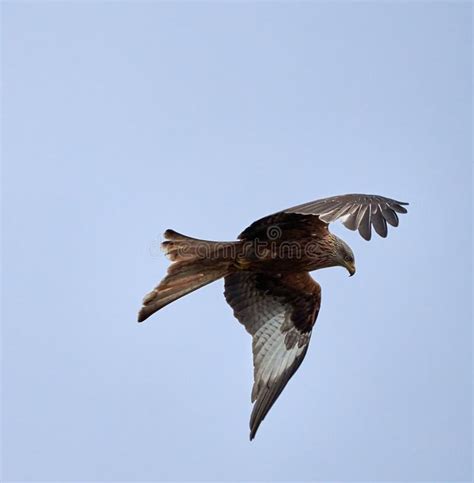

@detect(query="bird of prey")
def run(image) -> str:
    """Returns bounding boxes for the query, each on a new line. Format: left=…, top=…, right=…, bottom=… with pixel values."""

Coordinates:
left=138, top=194, right=408, bottom=439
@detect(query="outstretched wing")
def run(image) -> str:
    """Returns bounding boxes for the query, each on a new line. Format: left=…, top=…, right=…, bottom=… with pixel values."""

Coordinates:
left=239, top=193, right=409, bottom=241
left=224, top=271, right=321, bottom=440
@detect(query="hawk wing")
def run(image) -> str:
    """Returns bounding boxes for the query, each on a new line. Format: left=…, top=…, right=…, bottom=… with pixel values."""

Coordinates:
left=239, top=193, right=409, bottom=241
left=224, top=271, right=321, bottom=440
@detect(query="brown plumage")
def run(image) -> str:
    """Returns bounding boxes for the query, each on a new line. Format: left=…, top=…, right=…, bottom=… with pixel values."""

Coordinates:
left=138, top=194, right=408, bottom=439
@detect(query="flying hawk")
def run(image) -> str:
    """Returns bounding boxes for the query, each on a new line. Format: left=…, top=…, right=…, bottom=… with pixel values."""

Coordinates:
left=138, top=194, right=409, bottom=439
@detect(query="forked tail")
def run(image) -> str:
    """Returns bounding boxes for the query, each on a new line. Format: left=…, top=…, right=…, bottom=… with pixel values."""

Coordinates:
left=138, top=229, right=238, bottom=322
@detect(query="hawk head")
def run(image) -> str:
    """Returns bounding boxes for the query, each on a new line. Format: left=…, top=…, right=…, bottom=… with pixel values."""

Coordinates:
left=334, top=236, right=356, bottom=276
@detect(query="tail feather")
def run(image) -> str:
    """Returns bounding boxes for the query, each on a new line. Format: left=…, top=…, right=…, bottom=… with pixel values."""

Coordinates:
left=138, top=230, right=237, bottom=322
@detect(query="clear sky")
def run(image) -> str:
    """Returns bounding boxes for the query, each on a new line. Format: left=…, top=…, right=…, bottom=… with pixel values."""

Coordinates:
left=2, top=2, right=472, bottom=482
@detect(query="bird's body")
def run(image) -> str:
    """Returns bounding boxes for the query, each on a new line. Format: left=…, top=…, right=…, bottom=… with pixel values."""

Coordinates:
left=138, top=193, right=408, bottom=439
left=237, top=230, right=350, bottom=274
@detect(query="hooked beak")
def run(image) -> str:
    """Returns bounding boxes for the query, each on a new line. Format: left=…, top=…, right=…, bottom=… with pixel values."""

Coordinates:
left=346, top=261, right=356, bottom=277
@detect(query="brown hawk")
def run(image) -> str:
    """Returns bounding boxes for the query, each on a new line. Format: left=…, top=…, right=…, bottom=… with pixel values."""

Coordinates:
left=138, top=194, right=408, bottom=439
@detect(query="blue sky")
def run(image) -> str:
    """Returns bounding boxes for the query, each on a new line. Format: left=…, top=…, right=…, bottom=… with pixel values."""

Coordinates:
left=2, top=2, right=472, bottom=481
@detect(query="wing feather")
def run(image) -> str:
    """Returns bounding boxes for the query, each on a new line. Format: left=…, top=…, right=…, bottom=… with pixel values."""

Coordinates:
left=274, top=194, right=408, bottom=240
left=342, top=205, right=360, bottom=231
left=371, top=207, right=388, bottom=238
left=238, top=194, right=408, bottom=242
left=249, top=345, right=309, bottom=440
left=319, top=202, right=353, bottom=223
left=224, top=272, right=321, bottom=440
left=381, top=205, right=399, bottom=227
left=357, top=205, right=372, bottom=241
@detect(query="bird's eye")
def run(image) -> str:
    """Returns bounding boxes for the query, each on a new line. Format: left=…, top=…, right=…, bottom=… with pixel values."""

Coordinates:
left=344, top=255, right=353, bottom=262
